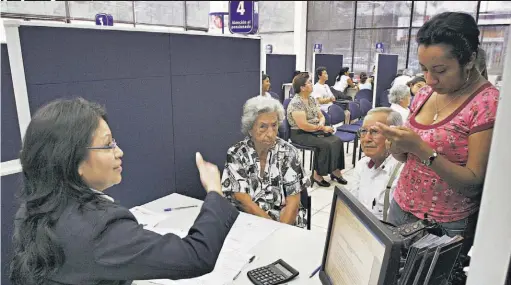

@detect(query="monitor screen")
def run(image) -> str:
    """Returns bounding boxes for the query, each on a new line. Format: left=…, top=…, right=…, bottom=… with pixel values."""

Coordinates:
left=320, top=187, right=402, bottom=285
left=324, top=198, right=385, bottom=285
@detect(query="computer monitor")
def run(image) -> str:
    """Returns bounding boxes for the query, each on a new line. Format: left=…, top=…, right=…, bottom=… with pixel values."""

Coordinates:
left=319, top=186, right=402, bottom=285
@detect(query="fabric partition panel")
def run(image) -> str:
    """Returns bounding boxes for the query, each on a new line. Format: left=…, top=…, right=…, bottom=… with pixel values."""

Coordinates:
left=265, top=54, right=296, bottom=102
left=1, top=173, right=22, bottom=285
left=314, top=54, right=343, bottom=87
left=18, top=26, right=176, bottom=208
left=170, top=34, right=260, bottom=199
left=375, top=54, right=398, bottom=107
left=1, top=44, right=22, bottom=162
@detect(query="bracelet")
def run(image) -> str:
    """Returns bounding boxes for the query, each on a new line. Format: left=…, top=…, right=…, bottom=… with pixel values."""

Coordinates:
left=422, top=150, right=438, bottom=167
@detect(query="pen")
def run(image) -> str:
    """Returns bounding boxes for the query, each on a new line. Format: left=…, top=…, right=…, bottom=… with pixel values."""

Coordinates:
left=309, top=265, right=321, bottom=278
left=233, top=255, right=256, bottom=280
left=164, top=205, right=198, bottom=212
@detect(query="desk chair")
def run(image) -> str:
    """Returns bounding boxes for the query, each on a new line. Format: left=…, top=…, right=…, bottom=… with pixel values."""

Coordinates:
left=278, top=118, right=313, bottom=230
left=354, top=89, right=373, bottom=103
left=327, top=104, right=358, bottom=166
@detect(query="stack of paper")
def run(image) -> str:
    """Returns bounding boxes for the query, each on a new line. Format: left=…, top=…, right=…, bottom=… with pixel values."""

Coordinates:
left=130, top=206, right=169, bottom=228
left=143, top=213, right=281, bottom=285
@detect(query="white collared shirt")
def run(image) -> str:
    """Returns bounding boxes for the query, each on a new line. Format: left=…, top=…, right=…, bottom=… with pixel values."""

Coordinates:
left=390, top=103, right=411, bottom=121
left=90, top=188, right=115, bottom=203
left=312, top=82, right=335, bottom=112
left=348, top=156, right=403, bottom=220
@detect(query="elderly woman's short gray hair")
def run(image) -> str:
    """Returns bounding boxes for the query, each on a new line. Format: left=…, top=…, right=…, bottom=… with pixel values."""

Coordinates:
left=366, top=107, right=403, bottom=126
left=241, top=96, right=285, bottom=136
left=388, top=84, right=411, bottom=104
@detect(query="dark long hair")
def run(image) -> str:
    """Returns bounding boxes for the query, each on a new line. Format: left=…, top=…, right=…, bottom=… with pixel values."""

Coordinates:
left=359, top=72, right=368, bottom=84
left=336, top=67, right=349, bottom=82
left=10, top=98, right=109, bottom=285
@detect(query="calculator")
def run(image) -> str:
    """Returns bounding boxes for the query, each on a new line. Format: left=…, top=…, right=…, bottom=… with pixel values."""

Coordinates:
left=247, top=259, right=299, bottom=285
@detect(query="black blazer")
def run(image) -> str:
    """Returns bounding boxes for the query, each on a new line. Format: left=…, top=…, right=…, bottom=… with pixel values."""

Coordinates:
left=15, top=192, right=239, bottom=285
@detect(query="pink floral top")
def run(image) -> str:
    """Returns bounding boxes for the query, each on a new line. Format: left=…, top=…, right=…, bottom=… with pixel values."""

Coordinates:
left=394, top=82, right=499, bottom=222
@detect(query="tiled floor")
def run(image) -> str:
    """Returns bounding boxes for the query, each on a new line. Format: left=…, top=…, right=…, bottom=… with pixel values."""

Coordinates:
left=301, top=143, right=365, bottom=234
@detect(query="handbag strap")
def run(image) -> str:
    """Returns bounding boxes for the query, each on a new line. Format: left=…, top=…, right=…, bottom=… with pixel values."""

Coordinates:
left=383, top=162, right=403, bottom=222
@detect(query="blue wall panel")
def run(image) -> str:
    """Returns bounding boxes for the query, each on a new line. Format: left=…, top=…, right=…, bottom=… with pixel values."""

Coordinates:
left=265, top=54, right=296, bottom=101
left=19, top=27, right=170, bottom=85
left=25, top=77, right=175, bottom=207
left=314, top=54, right=344, bottom=86
left=1, top=44, right=22, bottom=162
left=1, top=173, right=22, bottom=285
left=375, top=54, right=398, bottom=107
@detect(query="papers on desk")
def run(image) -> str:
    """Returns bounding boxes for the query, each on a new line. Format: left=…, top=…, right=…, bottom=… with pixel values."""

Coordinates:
left=145, top=213, right=281, bottom=285
left=130, top=206, right=168, bottom=228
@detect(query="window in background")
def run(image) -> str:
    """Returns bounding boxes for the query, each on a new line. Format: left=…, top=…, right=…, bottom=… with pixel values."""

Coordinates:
left=259, top=2, right=294, bottom=33
left=353, top=28, right=409, bottom=74
left=69, top=1, right=134, bottom=23
left=134, top=1, right=184, bottom=27
left=0, top=1, right=66, bottom=18
left=407, top=28, right=421, bottom=75
left=479, top=25, right=509, bottom=85
left=306, top=30, right=353, bottom=72
left=356, top=1, right=412, bottom=28
left=478, top=1, right=511, bottom=25
left=412, top=1, right=478, bottom=27
left=307, top=1, right=355, bottom=31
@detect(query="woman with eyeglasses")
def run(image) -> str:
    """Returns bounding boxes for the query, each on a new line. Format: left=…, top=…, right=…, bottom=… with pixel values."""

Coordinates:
left=349, top=108, right=404, bottom=221
left=10, top=98, right=239, bottom=285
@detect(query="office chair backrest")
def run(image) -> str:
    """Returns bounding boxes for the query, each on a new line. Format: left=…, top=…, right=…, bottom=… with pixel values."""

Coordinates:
left=327, top=104, right=346, bottom=125
left=283, top=98, right=292, bottom=110
left=348, top=101, right=362, bottom=120
left=358, top=98, right=372, bottom=116
left=355, top=89, right=373, bottom=102
left=321, top=109, right=331, bottom=126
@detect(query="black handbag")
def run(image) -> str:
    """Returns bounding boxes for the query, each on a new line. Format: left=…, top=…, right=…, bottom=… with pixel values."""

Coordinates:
left=309, top=130, right=332, bottom=137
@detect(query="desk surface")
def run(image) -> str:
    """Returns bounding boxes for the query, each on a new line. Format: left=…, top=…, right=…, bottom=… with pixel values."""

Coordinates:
left=133, top=193, right=326, bottom=285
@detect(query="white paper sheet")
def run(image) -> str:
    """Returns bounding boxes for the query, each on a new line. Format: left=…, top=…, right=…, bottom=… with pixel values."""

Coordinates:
left=130, top=206, right=169, bottom=228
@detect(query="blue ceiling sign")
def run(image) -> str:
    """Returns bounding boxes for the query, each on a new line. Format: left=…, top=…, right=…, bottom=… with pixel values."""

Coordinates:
left=376, top=42, right=384, bottom=53
left=229, top=1, right=259, bottom=34
left=95, top=13, right=114, bottom=26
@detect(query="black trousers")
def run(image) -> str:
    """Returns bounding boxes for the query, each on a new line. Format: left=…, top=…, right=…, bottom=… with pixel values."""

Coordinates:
left=290, top=129, right=345, bottom=176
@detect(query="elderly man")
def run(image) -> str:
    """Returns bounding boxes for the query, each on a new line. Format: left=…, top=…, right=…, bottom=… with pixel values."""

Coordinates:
left=221, top=96, right=309, bottom=228
left=349, top=107, right=404, bottom=221
left=388, top=84, right=411, bottom=121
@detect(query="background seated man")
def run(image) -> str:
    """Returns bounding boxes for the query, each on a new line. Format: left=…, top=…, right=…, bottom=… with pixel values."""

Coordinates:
left=348, top=107, right=404, bottom=221
left=312, top=66, right=336, bottom=112
left=222, top=96, right=309, bottom=228
left=260, top=74, right=279, bottom=100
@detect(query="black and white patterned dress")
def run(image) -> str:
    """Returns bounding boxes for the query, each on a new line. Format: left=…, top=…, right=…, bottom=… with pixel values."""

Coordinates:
left=221, top=137, right=310, bottom=228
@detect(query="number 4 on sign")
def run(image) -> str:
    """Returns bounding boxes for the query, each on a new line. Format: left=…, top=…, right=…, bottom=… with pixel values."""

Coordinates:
left=237, top=1, right=245, bottom=15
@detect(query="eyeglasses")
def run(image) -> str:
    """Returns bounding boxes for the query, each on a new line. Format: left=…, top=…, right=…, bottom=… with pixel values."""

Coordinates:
left=357, top=128, right=381, bottom=138
left=87, top=139, right=118, bottom=150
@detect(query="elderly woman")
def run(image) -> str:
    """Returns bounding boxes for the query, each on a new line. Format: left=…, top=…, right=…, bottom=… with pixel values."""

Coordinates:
left=221, top=96, right=309, bottom=228
left=375, top=13, right=500, bottom=255
left=288, top=72, right=347, bottom=187
left=388, top=84, right=411, bottom=121
left=349, top=108, right=404, bottom=221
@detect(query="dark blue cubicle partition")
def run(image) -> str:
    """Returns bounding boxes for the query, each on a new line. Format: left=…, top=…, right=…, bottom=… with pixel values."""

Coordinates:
left=313, top=54, right=343, bottom=86
left=265, top=54, right=296, bottom=102
left=18, top=26, right=176, bottom=207
left=375, top=54, right=398, bottom=107
left=1, top=44, right=22, bottom=162
left=1, top=173, right=22, bottom=285
left=169, top=34, right=259, bottom=199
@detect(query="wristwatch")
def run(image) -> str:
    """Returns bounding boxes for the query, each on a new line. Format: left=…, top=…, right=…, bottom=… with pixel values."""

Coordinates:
left=422, top=150, right=438, bottom=167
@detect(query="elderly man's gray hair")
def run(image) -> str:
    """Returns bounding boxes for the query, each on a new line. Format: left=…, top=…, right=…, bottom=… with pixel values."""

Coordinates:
left=366, top=107, right=403, bottom=126
left=388, top=84, right=411, bottom=104
left=241, top=96, right=285, bottom=136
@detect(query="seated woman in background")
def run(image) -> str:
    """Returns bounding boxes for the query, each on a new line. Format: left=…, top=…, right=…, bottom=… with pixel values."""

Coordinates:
left=10, top=98, right=238, bottom=285
left=376, top=12, right=500, bottom=254
left=261, top=74, right=279, bottom=100
left=358, top=72, right=372, bottom=91
left=222, top=96, right=308, bottom=228
left=349, top=107, right=404, bottom=221
left=388, top=84, right=412, bottom=121
left=288, top=72, right=348, bottom=187
left=333, top=66, right=355, bottom=94
left=406, top=76, right=426, bottom=97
